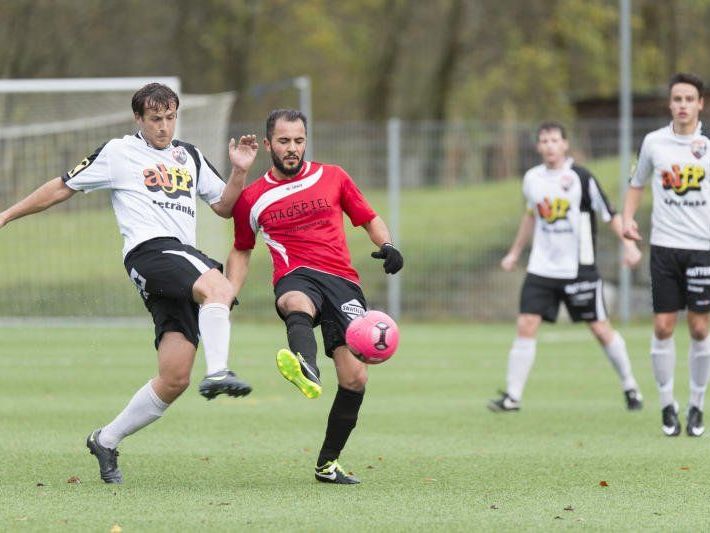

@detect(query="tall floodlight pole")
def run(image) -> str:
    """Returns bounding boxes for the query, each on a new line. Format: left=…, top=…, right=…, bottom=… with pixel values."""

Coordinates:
left=619, top=0, right=632, bottom=323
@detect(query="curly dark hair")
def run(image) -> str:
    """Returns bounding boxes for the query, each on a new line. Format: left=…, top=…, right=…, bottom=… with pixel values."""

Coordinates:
left=131, top=83, right=179, bottom=116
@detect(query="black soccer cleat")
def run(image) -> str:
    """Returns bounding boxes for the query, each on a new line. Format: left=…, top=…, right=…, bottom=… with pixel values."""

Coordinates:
left=487, top=391, right=521, bottom=412
left=86, top=429, right=123, bottom=484
left=661, top=403, right=681, bottom=437
left=198, top=369, right=252, bottom=400
left=624, top=389, right=644, bottom=411
left=686, top=406, right=705, bottom=437
left=315, top=460, right=360, bottom=485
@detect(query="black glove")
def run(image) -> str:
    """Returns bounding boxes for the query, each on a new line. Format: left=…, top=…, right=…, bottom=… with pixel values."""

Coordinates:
left=371, top=243, right=404, bottom=274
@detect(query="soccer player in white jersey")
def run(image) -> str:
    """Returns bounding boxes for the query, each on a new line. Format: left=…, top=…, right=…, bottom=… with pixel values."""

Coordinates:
left=623, top=72, right=710, bottom=437
left=488, top=121, right=644, bottom=413
left=0, top=83, right=259, bottom=482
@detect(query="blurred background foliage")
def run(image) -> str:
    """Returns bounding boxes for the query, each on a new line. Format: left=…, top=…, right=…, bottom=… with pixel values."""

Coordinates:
left=3, top=0, right=710, bottom=122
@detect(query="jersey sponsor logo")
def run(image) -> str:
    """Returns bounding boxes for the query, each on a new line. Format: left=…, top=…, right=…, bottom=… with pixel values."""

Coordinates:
left=661, top=164, right=705, bottom=195
left=340, top=299, right=366, bottom=320
left=691, top=139, right=707, bottom=159
left=264, top=198, right=333, bottom=224
left=536, top=197, right=570, bottom=223
left=143, top=164, right=193, bottom=199
left=172, top=146, right=188, bottom=164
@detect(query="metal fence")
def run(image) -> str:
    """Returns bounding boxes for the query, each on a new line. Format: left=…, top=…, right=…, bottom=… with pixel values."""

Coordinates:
left=0, top=116, right=667, bottom=320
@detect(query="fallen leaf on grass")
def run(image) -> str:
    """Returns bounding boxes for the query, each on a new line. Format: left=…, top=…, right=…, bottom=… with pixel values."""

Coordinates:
left=489, top=505, right=499, bottom=510
left=423, top=477, right=437, bottom=483
left=599, top=481, right=608, bottom=487
left=199, top=457, right=210, bottom=462
left=378, top=456, right=384, bottom=461
left=564, top=506, right=574, bottom=511
left=217, top=502, right=230, bottom=506
left=15, top=516, right=28, bottom=522
left=575, top=518, right=585, bottom=523
left=110, top=524, right=122, bottom=533
left=36, top=483, right=45, bottom=487
left=554, top=516, right=563, bottom=520
left=67, top=476, right=81, bottom=484
left=680, top=466, right=689, bottom=471
left=366, top=465, right=374, bottom=469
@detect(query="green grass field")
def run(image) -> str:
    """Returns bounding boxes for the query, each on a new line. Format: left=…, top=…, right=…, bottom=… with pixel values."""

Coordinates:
left=2, top=321, right=709, bottom=531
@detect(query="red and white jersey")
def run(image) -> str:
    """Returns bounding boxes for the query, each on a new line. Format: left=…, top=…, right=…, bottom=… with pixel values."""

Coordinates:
left=232, top=161, right=377, bottom=285
left=524, top=159, right=615, bottom=279
left=63, top=133, right=226, bottom=257
left=630, top=122, right=710, bottom=250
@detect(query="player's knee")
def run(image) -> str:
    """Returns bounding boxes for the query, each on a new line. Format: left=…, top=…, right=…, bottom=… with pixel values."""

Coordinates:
left=689, top=324, right=709, bottom=341
left=277, top=291, right=314, bottom=315
left=340, top=368, right=368, bottom=392
left=654, top=321, right=675, bottom=339
left=167, top=375, right=191, bottom=393
left=194, top=271, right=234, bottom=304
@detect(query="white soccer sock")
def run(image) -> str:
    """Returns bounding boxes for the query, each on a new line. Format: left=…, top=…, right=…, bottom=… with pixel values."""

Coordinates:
left=506, top=337, right=537, bottom=401
left=198, top=303, right=231, bottom=375
left=651, top=335, right=676, bottom=408
left=98, top=381, right=169, bottom=449
left=602, top=331, right=638, bottom=391
left=689, top=336, right=710, bottom=409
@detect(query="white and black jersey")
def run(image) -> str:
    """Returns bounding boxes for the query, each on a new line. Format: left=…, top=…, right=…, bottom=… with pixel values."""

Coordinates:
left=63, top=133, right=226, bottom=257
left=523, top=159, right=614, bottom=279
left=630, top=122, right=710, bottom=250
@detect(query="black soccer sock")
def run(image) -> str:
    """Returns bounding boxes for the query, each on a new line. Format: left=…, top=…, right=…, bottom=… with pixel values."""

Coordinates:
left=285, top=311, right=318, bottom=375
left=317, top=386, right=365, bottom=465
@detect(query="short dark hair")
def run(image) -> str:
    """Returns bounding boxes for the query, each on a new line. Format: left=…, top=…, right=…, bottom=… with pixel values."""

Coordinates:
left=536, top=121, right=567, bottom=140
left=131, top=83, right=180, bottom=116
left=669, top=72, right=704, bottom=97
left=266, top=109, right=307, bottom=140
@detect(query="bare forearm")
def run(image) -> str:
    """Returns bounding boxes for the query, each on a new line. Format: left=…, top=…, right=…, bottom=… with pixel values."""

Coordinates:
left=622, top=186, right=643, bottom=222
left=508, top=212, right=535, bottom=256
left=0, top=177, right=75, bottom=226
left=212, top=167, right=247, bottom=218
left=362, top=216, right=392, bottom=247
left=226, top=247, right=251, bottom=296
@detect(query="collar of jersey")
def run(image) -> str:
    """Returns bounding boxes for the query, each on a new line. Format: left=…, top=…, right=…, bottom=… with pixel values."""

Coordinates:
left=134, top=131, right=173, bottom=151
left=668, top=120, right=703, bottom=140
left=265, top=161, right=313, bottom=184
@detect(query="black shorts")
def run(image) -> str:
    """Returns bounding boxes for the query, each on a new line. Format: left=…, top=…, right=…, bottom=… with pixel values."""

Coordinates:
left=520, top=269, right=607, bottom=323
left=650, top=245, right=710, bottom=313
left=274, top=267, right=367, bottom=357
left=124, top=237, right=222, bottom=349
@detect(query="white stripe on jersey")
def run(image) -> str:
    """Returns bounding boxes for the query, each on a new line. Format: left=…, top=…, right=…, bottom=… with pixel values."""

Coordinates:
left=262, top=231, right=289, bottom=267
left=162, top=250, right=211, bottom=274
left=578, top=212, right=594, bottom=265
left=249, top=166, right=323, bottom=233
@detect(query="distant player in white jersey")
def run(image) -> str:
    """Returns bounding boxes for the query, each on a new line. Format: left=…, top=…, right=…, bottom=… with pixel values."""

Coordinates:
left=623, top=72, right=710, bottom=437
left=0, top=83, right=259, bottom=482
left=488, top=121, right=643, bottom=413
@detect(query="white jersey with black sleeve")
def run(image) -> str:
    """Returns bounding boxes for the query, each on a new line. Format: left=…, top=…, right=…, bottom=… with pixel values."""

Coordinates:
left=629, top=122, right=710, bottom=250
left=63, top=133, right=226, bottom=257
left=523, top=159, right=615, bottom=279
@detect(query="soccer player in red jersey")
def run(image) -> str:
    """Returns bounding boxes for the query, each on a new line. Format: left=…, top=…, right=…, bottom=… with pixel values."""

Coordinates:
left=227, top=109, right=403, bottom=484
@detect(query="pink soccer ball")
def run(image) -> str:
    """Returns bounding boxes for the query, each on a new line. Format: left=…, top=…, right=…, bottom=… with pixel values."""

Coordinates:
left=346, top=310, right=400, bottom=364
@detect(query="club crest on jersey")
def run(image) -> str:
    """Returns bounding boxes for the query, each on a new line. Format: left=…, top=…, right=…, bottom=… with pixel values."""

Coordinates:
left=143, top=163, right=193, bottom=199
left=560, top=174, right=574, bottom=191
left=661, top=164, right=705, bottom=195
left=691, top=139, right=707, bottom=159
left=172, top=146, right=188, bottom=165
left=537, top=197, right=570, bottom=223
left=341, top=299, right=366, bottom=320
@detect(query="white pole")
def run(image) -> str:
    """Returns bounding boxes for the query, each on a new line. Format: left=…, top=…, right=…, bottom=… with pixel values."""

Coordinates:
left=618, top=0, right=632, bottom=323
left=294, top=76, right=313, bottom=160
left=387, top=118, right=402, bottom=319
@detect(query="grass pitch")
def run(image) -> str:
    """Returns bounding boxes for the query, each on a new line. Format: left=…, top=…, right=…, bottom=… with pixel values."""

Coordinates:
left=1, top=321, right=709, bottom=531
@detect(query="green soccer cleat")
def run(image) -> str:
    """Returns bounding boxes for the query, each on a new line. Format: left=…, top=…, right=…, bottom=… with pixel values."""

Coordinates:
left=276, top=348, right=322, bottom=399
left=315, top=460, right=360, bottom=484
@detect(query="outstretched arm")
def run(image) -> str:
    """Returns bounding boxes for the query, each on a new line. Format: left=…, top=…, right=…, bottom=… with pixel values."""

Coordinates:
left=501, top=211, right=535, bottom=271
left=226, top=247, right=252, bottom=297
left=0, top=177, right=76, bottom=229
left=211, top=135, right=259, bottom=218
